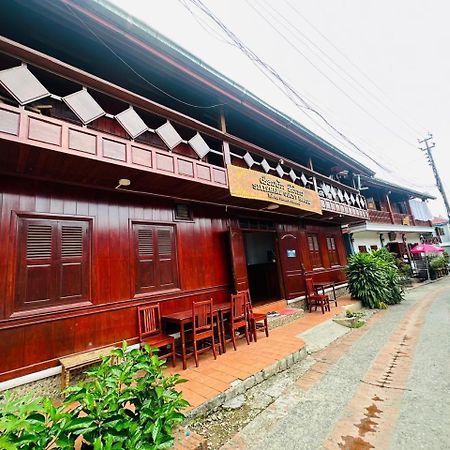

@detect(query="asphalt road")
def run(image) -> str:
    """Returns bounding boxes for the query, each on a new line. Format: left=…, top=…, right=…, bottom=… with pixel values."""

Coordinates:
left=222, top=278, right=450, bottom=450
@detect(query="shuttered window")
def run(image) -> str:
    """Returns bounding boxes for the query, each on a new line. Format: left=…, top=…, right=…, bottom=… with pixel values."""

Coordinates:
left=326, top=236, right=340, bottom=266
left=16, top=217, right=90, bottom=312
left=307, top=234, right=323, bottom=269
left=133, top=223, right=178, bottom=294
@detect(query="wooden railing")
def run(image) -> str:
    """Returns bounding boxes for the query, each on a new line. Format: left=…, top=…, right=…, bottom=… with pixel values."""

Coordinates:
left=368, top=210, right=392, bottom=223
left=415, top=219, right=433, bottom=227
left=368, top=210, right=432, bottom=228
left=0, top=42, right=369, bottom=219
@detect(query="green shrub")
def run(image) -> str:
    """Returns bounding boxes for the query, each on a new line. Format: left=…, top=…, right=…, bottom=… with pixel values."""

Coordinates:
left=0, top=343, right=188, bottom=450
left=0, top=393, right=71, bottom=449
left=346, top=249, right=405, bottom=308
left=63, top=341, right=188, bottom=449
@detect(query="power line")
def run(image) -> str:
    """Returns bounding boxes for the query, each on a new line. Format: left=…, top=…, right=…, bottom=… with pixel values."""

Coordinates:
left=64, top=2, right=227, bottom=110
left=260, top=0, right=424, bottom=138
left=282, top=0, right=428, bottom=134
left=246, top=0, right=419, bottom=149
left=183, top=0, right=397, bottom=172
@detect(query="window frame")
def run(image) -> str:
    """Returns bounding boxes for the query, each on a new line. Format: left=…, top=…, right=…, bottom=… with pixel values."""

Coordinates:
left=326, top=236, right=340, bottom=267
left=131, top=221, right=180, bottom=297
left=307, top=233, right=323, bottom=269
left=12, top=212, right=92, bottom=317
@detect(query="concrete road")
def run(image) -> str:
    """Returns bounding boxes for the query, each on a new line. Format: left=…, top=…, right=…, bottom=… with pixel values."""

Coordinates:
left=222, top=278, right=450, bottom=450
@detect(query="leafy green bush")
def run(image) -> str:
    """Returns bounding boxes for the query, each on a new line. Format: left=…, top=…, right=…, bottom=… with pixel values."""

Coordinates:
left=64, top=342, right=188, bottom=449
left=0, top=393, right=71, bottom=450
left=0, top=342, right=188, bottom=450
left=346, top=249, right=405, bottom=308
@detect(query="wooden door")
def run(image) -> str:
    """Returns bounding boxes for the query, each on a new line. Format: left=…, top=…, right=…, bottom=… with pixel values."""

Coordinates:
left=229, top=227, right=249, bottom=292
left=277, top=231, right=305, bottom=299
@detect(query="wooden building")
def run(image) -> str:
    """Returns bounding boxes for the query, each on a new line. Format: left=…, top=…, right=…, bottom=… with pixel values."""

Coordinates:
left=0, top=0, right=370, bottom=383
left=347, top=176, right=435, bottom=258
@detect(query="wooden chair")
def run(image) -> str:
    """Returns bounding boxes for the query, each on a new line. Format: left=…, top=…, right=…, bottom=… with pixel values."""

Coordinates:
left=224, top=292, right=250, bottom=351
left=243, top=290, right=269, bottom=343
left=138, top=304, right=176, bottom=367
left=191, top=299, right=218, bottom=367
left=305, top=278, right=330, bottom=314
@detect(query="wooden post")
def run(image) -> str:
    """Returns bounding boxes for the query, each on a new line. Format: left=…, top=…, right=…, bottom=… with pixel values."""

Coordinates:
left=385, top=192, right=394, bottom=224
left=219, top=107, right=231, bottom=165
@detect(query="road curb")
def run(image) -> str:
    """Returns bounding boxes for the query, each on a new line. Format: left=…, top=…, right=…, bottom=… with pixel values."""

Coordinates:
left=186, top=346, right=308, bottom=420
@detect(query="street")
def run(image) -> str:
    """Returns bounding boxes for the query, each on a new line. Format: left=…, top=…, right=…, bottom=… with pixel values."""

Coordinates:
left=222, top=278, right=450, bottom=450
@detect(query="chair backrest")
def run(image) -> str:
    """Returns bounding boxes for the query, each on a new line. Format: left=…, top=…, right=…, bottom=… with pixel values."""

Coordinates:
left=192, top=299, right=213, bottom=334
left=231, top=291, right=248, bottom=321
left=138, top=304, right=162, bottom=339
left=235, top=289, right=252, bottom=315
left=305, top=278, right=315, bottom=297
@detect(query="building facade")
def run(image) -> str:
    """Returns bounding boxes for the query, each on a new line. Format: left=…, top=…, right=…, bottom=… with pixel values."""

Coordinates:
left=347, top=176, right=434, bottom=260
left=0, top=0, right=373, bottom=383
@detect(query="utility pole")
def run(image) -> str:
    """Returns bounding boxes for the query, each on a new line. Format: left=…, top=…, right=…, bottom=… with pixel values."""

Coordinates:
left=419, top=133, right=450, bottom=221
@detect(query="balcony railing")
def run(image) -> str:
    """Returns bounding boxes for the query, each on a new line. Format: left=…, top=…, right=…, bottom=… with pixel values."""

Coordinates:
left=0, top=39, right=369, bottom=219
left=368, top=210, right=392, bottom=223
left=368, top=210, right=432, bottom=228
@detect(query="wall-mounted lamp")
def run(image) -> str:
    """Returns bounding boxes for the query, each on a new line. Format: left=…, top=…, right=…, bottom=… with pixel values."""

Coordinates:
left=115, top=178, right=131, bottom=189
left=379, top=233, right=385, bottom=247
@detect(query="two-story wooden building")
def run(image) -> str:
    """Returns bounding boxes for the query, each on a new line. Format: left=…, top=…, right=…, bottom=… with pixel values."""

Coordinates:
left=347, top=176, right=435, bottom=259
left=0, top=0, right=370, bottom=384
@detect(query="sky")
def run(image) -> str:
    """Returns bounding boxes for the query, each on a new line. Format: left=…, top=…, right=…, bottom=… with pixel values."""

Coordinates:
left=109, top=0, right=450, bottom=218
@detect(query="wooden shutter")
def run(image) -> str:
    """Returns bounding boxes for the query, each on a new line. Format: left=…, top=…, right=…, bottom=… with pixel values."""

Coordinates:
left=278, top=231, right=305, bottom=299
left=134, top=225, right=157, bottom=294
left=229, top=227, right=249, bottom=292
left=16, top=217, right=90, bottom=311
left=133, top=223, right=178, bottom=294
left=156, top=226, right=177, bottom=290
left=307, top=234, right=322, bottom=268
left=16, top=219, right=56, bottom=309
left=59, top=222, right=89, bottom=301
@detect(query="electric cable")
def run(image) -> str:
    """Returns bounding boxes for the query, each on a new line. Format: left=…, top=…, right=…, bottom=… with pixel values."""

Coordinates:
left=64, top=2, right=228, bottom=109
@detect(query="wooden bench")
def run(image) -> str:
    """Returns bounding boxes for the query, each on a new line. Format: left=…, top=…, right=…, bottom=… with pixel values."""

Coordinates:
left=60, top=346, right=116, bottom=390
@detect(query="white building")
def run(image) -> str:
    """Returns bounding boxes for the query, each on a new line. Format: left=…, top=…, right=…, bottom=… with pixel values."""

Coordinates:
left=347, top=177, right=435, bottom=260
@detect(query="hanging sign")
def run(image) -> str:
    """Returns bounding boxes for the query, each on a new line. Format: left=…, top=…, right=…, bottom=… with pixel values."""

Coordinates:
left=227, top=165, right=322, bottom=214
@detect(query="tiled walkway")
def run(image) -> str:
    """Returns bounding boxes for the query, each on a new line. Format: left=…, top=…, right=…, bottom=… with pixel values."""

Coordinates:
left=166, top=296, right=359, bottom=410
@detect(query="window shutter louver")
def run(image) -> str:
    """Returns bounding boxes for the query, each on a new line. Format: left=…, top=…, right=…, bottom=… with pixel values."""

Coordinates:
left=138, top=228, right=153, bottom=256
left=26, top=224, right=52, bottom=259
left=157, top=228, right=171, bottom=255
left=61, top=225, right=83, bottom=258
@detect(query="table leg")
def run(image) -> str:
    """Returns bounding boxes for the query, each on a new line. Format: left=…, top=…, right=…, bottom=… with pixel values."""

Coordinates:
left=332, top=283, right=337, bottom=306
left=218, top=310, right=225, bottom=354
left=181, top=321, right=187, bottom=370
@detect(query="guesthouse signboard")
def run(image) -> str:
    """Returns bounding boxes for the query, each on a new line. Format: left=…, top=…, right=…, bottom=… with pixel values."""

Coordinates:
left=227, top=165, right=322, bottom=214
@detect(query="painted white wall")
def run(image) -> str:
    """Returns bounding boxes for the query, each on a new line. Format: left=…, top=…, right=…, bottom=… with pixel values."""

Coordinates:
left=352, top=231, right=424, bottom=253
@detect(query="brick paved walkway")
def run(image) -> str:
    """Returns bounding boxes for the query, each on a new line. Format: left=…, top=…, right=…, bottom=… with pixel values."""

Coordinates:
left=166, top=296, right=359, bottom=410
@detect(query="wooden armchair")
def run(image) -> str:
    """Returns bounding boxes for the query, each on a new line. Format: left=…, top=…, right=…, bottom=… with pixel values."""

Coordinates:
left=305, top=278, right=330, bottom=314
left=224, top=292, right=250, bottom=351
left=243, top=290, right=269, bottom=342
left=191, top=299, right=218, bottom=367
left=138, top=304, right=176, bottom=367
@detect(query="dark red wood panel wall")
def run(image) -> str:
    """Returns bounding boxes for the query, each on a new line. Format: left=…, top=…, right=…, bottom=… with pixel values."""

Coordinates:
left=0, top=176, right=230, bottom=380
left=0, top=175, right=348, bottom=380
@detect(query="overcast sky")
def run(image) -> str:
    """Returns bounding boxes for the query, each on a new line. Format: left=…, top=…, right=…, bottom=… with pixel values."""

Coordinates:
left=110, top=0, right=450, bottom=218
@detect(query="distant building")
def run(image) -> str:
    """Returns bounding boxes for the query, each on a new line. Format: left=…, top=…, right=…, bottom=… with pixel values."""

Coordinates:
left=432, top=217, right=450, bottom=253
left=347, top=176, right=435, bottom=260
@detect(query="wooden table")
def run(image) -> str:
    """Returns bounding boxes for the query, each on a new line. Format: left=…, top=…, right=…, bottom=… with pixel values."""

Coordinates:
left=161, top=302, right=231, bottom=370
left=313, top=281, right=338, bottom=306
